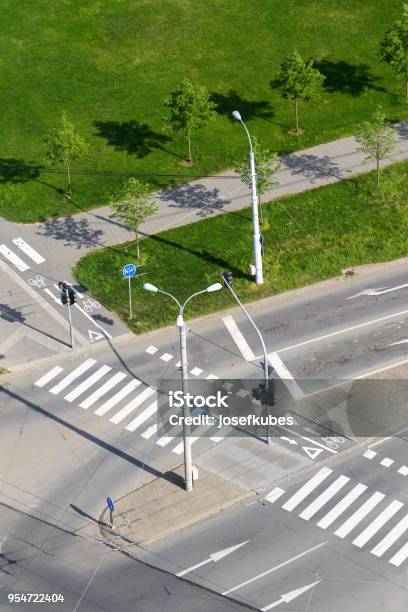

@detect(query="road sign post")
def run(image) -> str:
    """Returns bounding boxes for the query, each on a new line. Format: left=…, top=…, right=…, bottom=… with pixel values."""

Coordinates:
left=122, top=264, right=137, bottom=319
left=107, top=497, right=115, bottom=528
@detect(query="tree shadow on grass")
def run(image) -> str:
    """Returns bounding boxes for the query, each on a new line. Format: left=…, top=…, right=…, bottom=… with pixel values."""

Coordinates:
left=211, top=89, right=274, bottom=122
left=315, top=60, right=386, bottom=96
left=0, top=158, right=63, bottom=193
left=93, top=119, right=178, bottom=159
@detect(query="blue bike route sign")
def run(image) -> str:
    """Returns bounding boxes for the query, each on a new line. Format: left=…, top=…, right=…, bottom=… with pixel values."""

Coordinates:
left=122, top=263, right=136, bottom=278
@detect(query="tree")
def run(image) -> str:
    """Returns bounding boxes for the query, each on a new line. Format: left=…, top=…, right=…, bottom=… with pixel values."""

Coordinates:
left=234, top=137, right=282, bottom=208
left=110, top=178, right=158, bottom=261
left=355, top=106, right=396, bottom=188
left=44, top=113, right=88, bottom=196
left=380, top=3, right=408, bottom=97
left=273, top=50, right=325, bottom=133
left=165, top=78, right=216, bottom=163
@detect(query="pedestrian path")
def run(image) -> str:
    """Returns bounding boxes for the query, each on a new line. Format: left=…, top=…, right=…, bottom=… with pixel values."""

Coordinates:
left=265, top=467, right=408, bottom=568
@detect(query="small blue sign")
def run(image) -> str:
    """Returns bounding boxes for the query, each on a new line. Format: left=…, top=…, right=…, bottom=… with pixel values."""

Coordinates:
left=107, top=497, right=115, bottom=512
left=122, top=263, right=136, bottom=278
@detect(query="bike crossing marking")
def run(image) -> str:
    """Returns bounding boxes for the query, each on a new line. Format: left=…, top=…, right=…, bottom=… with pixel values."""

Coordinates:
left=64, top=365, right=112, bottom=402
left=398, top=466, right=408, bottom=476
left=12, top=238, right=45, bottom=264
left=363, top=449, right=408, bottom=477
left=145, top=345, right=159, bottom=355
left=34, top=366, right=64, bottom=388
left=79, top=372, right=127, bottom=409
left=0, top=244, right=30, bottom=272
left=49, top=359, right=97, bottom=395
left=160, top=353, right=173, bottom=362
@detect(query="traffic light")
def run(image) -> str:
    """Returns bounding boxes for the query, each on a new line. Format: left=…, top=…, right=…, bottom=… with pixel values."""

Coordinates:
left=221, top=270, right=233, bottom=288
left=251, top=380, right=275, bottom=406
left=58, top=281, right=68, bottom=305
left=68, top=286, right=76, bottom=305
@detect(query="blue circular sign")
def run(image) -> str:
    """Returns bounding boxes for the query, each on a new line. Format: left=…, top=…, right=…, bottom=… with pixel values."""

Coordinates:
left=122, top=263, right=136, bottom=278
left=107, top=497, right=115, bottom=512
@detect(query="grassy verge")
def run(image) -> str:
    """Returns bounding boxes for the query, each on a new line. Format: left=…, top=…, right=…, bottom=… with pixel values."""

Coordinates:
left=1, top=0, right=407, bottom=222
left=74, top=160, right=408, bottom=333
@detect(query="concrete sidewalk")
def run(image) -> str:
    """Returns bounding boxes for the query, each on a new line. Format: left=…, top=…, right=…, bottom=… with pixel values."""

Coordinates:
left=99, top=465, right=250, bottom=547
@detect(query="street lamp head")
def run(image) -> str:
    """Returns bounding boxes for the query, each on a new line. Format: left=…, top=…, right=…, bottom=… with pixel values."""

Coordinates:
left=206, top=282, right=223, bottom=293
left=232, top=110, right=242, bottom=122
left=143, top=282, right=158, bottom=293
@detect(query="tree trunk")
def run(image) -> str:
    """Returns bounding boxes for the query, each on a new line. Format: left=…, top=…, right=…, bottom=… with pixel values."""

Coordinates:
left=376, top=156, right=380, bottom=189
left=406, top=75, right=408, bottom=98
left=136, top=231, right=140, bottom=262
left=187, top=130, right=192, bottom=163
left=295, top=99, right=299, bottom=133
left=66, top=160, right=72, bottom=196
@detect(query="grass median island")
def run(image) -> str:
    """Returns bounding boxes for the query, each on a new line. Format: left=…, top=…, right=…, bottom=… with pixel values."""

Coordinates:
left=1, top=0, right=407, bottom=222
left=74, top=161, right=408, bottom=333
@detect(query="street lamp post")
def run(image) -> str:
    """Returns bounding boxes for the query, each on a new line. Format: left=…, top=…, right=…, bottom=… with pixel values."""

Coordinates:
left=143, top=282, right=222, bottom=492
left=232, top=110, right=263, bottom=285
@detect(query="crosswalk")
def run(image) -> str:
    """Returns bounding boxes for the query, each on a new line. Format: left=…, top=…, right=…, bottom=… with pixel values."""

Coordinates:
left=0, top=237, right=45, bottom=271
left=266, top=467, right=408, bottom=568
left=33, top=359, right=225, bottom=457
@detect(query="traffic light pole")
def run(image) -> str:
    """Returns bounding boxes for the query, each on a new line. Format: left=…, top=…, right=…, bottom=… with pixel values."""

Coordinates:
left=221, top=275, right=272, bottom=444
left=67, top=300, right=75, bottom=350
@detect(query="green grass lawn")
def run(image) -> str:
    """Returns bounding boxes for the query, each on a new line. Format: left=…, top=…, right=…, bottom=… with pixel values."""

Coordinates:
left=74, top=161, right=408, bottom=333
left=1, top=0, right=408, bottom=222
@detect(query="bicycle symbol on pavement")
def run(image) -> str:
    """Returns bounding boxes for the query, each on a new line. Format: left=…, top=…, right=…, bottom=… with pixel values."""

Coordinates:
left=82, top=298, right=101, bottom=313
left=28, top=274, right=46, bottom=288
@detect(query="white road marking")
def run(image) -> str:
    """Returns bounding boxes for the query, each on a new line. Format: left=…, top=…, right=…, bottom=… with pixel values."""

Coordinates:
left=141, top=424, right=157, bottom=439
left=335, top=492, right=385, bottom=538
left=64, top=365, right=112, bottom=402
left=368, top=437, right=393, bottom=448
left=398, top=466, right=408, bottom=476
left=12, top=238, right=45, bottom=264
left=299, top=475, right=350, bottom=521
left=363, top=449, right=377, bottom=459
left=261, top=580, right=321, bottom=611
left=125, top=400, right=157, bottom=432
left=110, top=387, right=155, bottom=424
left=317, top=484, right=367, bottom=530
left=145, top=345, right=158, bottom=354
left=49, top=359, right=97, bottom=395
left=0, top=244, right=29, bottom=271
left=34, top=366, right=63, bottom=388
left=222, top=542, right=326, bottom=595
left=267, top=352, right=304, bottom=399
left=190, top=367, right=203, bottom=376
left=265, top=487, right=285, bottom=504
left=79, top=372, right=127, bottom=409
left=88, top=330, right=104, bottom=343
left=371, top=513, right=408, bottom=557
left=380, top=457, right=394, bottom=468
left=156, top=435, right=174, bottom=447
left=176, top=541, right=249, bottom=578
left=389, top=541, right=408, bottom=567
left=94, top=380, right=141, bottom=416
left=348, top=283, right=408, bottom=299
left=223, top=315, right=256, bottom=361
left=356, top=359, right=408, bottom=379
left=74, top=302, right=112, bottom=339
left=280, top=426, right=337, bottom=454
left=353, top=500, right=403, bottom=548
left=160, top=352, right=173, bottom=362
left=236, top=388, right=250, bottom=398
left=282, top=467, right=333, bottom=512
left=210, top=435, right=224, bottom=442
left=264, top=307, right=408, bottom=356
left=44, top=288, right=62, bottom=304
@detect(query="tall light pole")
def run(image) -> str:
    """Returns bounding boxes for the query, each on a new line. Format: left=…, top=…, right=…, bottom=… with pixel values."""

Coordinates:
left=143, top=281, right=222, bottom=491
left=232, top=110, right=263, bottom=285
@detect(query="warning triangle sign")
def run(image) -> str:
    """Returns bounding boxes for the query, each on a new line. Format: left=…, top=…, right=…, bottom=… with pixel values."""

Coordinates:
left=302, top=447, right=324, bottom=460
left=88, top=329, right=104, bottom=343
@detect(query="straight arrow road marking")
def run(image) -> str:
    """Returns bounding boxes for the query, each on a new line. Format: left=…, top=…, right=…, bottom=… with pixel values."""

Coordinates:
left=261, top=580, right=321, bottom=611
left=176, top=541, right=249, bottom=577
left=222, top=542, right=326, bottom=595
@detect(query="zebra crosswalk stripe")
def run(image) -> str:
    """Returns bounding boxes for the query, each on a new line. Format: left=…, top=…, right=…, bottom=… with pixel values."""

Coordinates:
left=79, top=372, right=127, bottom=409
left=282, top=467, right=333, bottom=512
left=34, top=366, right=63, bottom=388
left=335, top=492, right=385, bottom=539
left=352, top=500, right=404, bottom=548
left=94, top=380, right=141, bottom=416
left=317, top=483, right=367, bottom=530
left=371, top=513, right=408, bottom=558
left=64, top=365, right=112, bottom=402
left=299, top=475, right=350, bottom=521
left=0, top=244, right=29, bottom=271
left=126, top=401, right=157, bottom=432
left=389, top=541, right=408, bottom=567
left=12, top=238, right=45, bottom=264
left=110, top=386, right=154, bottom=424
left=49, top=359, right=97, bottom=395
